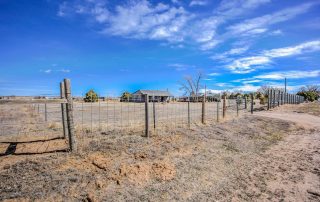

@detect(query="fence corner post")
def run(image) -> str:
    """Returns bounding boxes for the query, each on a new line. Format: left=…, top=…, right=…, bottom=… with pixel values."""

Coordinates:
left=64, top=78, right=77, bottom=153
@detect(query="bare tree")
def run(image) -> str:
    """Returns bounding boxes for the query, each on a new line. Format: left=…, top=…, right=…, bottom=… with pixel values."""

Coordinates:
left=179, top=72, right=203, bottom=100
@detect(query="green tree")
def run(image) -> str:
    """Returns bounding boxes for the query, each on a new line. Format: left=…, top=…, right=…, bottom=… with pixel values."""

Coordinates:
left=84, top=89, right=98, bottom=102
left=121, top=91, right=132, bottom=102
left=297, top=85, right=320, bottom=102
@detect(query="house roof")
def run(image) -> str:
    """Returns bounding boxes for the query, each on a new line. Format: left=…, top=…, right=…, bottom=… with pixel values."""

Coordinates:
left=133, top=90, right=172, bottom=96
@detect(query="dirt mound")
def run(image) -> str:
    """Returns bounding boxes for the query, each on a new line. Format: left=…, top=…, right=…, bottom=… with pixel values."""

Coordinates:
left=116, top=161, right=176, bottom=186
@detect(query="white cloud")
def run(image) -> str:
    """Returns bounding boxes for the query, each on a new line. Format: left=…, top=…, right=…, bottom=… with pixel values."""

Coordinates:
left=233, top=85, right=260, bottom=92
left=168, top=63, right=195, bottom=71
left=194, top=0, right=271, bottom=50
left=216, top=0, right=271, bottom=18
left=59, top=0, right=193, bottom=43
left=227, top=56, right=271, bottom=73
left=269, top=29, right=283, bottom=36
left=264, top=41, right=320, bottom=58
left=208, top=72, right=220, bottom=76
left=254, top=70, right=320, bottom=80
left=41, top=69, right=70, bottom=74
left=59, top=69, right=71, bottom=73
left=44, top=69, right=52, bottom=74
left=57, top=0, right=271, bottom=50
left=227, top=2, right=317, bottom=36
left=211, top=46, right=249, bottom=61
left=226, top=40, right=320, bottom=73
left=189, top=0, right=207, bottom=7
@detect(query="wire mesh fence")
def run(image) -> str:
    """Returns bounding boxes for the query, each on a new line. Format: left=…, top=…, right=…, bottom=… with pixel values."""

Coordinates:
left=0, top=82, right=306, bottom=154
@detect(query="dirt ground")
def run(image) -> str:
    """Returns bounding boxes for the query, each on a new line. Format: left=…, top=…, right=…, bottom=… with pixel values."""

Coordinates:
left=0, top=102, right=319, bottom=201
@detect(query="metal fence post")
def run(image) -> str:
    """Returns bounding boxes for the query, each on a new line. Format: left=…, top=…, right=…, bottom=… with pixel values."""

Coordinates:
left=188, top=97, right=190, bottom=128
left=236, top=97, right=239, bottom=117
left=277, top=90, right=280, bottom=107
left=273, top=89, right=276, bottom=108
left=153, top=96, right=156, bottom=130
left=267, top=89, right=270, bottom=110
left=223, top=96, right=226, bottom=119
left=244, top=96, right=247, bottom=109
left=60, top=82, right=68, bottom=139
left=64, top=79, right=77, bottom=152
left=217, top=101, right=220, bottom=122
left=44, top=103, right=47, bottom=122
left=144, top=94, right=149, bottom=137
left=251, top=93, right=254, bottom=114
left=202, top=91, right=206, bottom=124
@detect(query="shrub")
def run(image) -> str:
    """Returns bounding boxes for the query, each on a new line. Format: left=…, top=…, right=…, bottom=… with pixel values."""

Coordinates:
left=84, top=89, right=98, bottom=102
left=120, top=91, right=132, bottom=102
left=297, top=91, right=319, bottom=102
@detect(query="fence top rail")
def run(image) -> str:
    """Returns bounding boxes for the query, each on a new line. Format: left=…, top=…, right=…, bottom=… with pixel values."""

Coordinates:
left=0, top=98, right=68, bottom=105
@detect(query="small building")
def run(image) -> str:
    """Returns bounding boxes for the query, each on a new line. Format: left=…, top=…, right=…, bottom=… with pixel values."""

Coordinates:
left=132, top=90, right=173, bottom=102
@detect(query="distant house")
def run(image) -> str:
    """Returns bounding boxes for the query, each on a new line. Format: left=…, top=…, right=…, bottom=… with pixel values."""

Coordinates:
left=132, top=90, right=173, bottom=102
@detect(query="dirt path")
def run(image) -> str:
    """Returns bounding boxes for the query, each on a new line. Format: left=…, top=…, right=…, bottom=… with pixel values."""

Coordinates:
left=254, top=111, right=320, bottom=129
left=233, top=111, right=320, bottom=201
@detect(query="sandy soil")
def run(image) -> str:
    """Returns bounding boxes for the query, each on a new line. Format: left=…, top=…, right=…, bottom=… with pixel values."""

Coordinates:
left=0, top=102, right=319, bottom=201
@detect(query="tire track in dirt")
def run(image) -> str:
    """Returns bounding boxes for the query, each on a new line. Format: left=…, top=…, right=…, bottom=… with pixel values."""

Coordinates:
left=232, top=111, right=320, bottom=201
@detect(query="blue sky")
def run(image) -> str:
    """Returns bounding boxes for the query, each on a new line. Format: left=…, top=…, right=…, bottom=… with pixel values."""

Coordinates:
left=0, top=0, right=320, bottom=96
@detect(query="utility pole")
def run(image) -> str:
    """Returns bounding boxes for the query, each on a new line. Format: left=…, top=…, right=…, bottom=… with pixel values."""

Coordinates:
left=284, top=78, right=287, bottom=94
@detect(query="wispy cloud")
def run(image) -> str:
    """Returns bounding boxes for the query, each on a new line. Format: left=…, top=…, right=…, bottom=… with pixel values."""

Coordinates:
left=227, top=56, right=271, bottom=73
left=189, top=0, right=208, bottom=7
left=226, top=2, right=318, bottom=36
left=254, top=70, right=320, bottom=80
left=168, top=63, right=195, bottom=71
left=208, top=72, right=220, bottom=76
left=40, top=69, right=71, bottom=74
left=57, top=0, right=271, bottom=50
left=43, top=69, right=52, bottom=74
left=211, top=46, right=249, bottom=61
left=225, top=40, right=320, bottom=73
left=264, top=41, right=320, bottom=58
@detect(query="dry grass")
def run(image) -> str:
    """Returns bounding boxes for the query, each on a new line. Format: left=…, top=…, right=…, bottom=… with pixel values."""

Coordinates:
left=0, top=102, right=319, bottom=201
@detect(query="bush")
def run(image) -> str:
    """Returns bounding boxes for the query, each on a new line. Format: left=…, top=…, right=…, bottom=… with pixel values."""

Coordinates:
left=120, top=91, right=131, bottom=102
left=84, top=89, right=98, bottom=102
left=297, top=91, right=319, bottom=102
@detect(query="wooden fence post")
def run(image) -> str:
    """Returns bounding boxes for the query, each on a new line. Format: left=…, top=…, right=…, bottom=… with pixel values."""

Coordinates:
left=244, top=96, right=247, bottom=109
left=64, top=79, right=77, bottom=152
left=201, top=91, right=206, bottom=124
left=44, top=103, right=47, bottom=122
left=188, top=97, right=190, bottom=128
left=236, top=97, right=239, bottom=117
left=223, top=96, right=226, bottom=119
left=273, top=89, right=276, bottom=108
left=251, top=93, right=254, bottom=114
left=217, top=101, right=220, bottom=122
left=278, top=90, right=280, bottom=107
left=153, top=96, right=156, bottom=130
left=144, top=94, right=149, bottom=137
left=60, top=82, right=68, bottom=139
left=267, top=89, right=270, bottom=110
